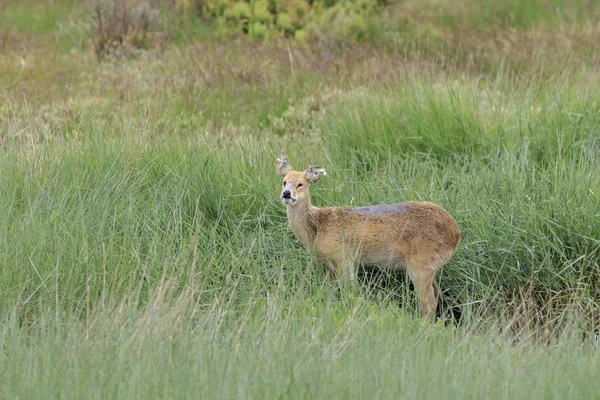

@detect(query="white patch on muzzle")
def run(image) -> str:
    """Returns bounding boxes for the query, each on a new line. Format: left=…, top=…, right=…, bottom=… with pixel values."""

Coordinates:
left=281, top=182, right=296, bottom=205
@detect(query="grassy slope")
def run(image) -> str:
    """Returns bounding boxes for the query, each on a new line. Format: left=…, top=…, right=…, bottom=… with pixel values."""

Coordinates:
left=1, top=0, right=600, bottom=398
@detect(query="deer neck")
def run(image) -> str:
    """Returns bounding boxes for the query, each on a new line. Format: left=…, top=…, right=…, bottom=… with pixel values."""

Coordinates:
left=286, top=195, right=318, bottom=248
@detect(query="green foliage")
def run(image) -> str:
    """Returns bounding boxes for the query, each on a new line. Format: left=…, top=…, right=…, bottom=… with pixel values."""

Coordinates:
left=195, top=0, right=384, bottom=40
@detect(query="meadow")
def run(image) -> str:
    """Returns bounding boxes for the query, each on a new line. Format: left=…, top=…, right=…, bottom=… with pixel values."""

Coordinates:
left=1, top=0, right=599, bottom=398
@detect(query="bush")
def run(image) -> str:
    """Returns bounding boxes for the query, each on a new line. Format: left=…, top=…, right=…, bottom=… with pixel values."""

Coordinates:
left=186, top=0, right=385, bottom=41
left=91, top=0, right=164, bottom=61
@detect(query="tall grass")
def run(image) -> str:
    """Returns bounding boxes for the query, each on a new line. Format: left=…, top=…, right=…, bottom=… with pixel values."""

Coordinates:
left=323, top=72, right=600, bottom=162
left=2, top=75, right=600, bottom=399
left=1, top=292, right=599, bottom=399
left=1, top=117, right=598, bottom=325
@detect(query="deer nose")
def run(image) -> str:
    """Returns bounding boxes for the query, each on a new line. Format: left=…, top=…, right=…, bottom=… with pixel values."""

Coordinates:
left=282, top=190, right=291, bottom=198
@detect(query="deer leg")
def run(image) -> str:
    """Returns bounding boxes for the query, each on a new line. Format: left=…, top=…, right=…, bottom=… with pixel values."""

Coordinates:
left=324, top=265, right=336, bottom=283
left=408, top=267, right=439, bottom=320
left=334, top=256, right=356, bottom=288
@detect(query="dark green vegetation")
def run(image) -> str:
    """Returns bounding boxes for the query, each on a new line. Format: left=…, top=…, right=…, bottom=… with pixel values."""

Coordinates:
left=1, top=0, right=599, bottom=398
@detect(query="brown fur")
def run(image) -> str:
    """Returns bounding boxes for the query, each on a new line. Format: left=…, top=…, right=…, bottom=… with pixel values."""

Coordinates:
left=276, top=154, right=461, bottom=319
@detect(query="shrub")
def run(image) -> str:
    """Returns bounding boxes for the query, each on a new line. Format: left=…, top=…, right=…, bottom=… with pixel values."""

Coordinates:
left=185, top=0, right=385, bottom=41
left=91, top=0, right=164, bottom=61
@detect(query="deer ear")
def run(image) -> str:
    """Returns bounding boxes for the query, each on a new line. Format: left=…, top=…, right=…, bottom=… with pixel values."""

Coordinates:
left=305, top=166, right=327, bottom=183
left=276, top=153, right=293, bottom=177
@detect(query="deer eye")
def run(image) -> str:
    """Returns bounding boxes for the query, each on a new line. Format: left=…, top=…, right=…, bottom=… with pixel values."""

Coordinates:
left=297, top=183, right=303, bottom=188
left=283, top=181, right=287, bottom=186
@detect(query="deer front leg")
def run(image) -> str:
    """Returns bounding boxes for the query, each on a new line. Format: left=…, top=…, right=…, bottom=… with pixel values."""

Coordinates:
left=332, top=256, right=356, bottom=288
left=324, top=265, right=336, bottom=283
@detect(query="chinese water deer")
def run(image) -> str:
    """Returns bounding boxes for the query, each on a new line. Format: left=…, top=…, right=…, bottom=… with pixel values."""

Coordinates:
left=276, top=154, right=460, bottom=319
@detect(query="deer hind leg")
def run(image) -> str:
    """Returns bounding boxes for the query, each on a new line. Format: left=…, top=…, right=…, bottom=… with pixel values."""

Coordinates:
left=407, top=266, right=439, bottom=320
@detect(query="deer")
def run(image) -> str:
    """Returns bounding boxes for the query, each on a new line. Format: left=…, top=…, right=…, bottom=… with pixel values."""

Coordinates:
left=276, top=154, right=461, bottom=319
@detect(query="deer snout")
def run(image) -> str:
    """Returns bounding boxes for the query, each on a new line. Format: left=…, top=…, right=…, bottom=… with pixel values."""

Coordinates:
left=281, top=184, right=297, bottom=205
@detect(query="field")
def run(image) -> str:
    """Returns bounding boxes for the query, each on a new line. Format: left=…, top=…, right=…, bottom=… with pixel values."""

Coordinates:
left=1, top=0, right=600, bottom=398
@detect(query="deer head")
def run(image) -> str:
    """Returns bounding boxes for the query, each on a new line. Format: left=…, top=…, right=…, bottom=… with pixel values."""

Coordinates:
left=276, top=154, right=326, bottom=206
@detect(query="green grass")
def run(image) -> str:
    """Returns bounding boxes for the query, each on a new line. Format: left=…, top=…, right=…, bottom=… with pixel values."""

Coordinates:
left=1, top=0, right=600, bottom=398
left=395, top=0, right=600, bottom=30
left=1, top=297, right=599, bottom=399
